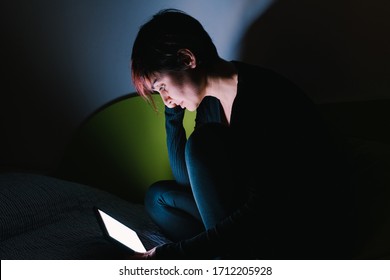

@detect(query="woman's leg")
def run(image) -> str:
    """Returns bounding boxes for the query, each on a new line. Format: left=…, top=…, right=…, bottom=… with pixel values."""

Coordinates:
left=185, top=123, right=241, bottom=230
left=144, top=180, right=204, bottom=242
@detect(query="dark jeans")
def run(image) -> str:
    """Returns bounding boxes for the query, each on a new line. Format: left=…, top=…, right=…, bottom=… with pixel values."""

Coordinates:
left=144, top=123, right=239, bottom=242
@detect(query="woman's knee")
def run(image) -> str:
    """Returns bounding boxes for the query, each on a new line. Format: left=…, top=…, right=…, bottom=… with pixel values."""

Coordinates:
left=144, top=180, right=175, bottom=211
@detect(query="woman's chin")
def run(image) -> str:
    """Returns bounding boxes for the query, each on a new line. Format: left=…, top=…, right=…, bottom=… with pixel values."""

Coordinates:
left=186, top=106, right=196, bottom=112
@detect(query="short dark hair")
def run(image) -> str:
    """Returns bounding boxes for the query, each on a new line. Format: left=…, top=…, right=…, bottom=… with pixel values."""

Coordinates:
left=131, top=9, right=219, bottom=100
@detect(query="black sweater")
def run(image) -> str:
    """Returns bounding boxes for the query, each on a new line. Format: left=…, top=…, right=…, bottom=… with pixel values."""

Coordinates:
left=156, top=61, right=352, bottom=260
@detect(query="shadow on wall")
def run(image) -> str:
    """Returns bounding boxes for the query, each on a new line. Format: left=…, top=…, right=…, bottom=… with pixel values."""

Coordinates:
left=239, top=0, right=390, bottom=103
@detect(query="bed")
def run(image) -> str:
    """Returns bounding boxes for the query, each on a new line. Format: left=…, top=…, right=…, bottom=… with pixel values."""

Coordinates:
left=0, top=172, right=171, bottom=259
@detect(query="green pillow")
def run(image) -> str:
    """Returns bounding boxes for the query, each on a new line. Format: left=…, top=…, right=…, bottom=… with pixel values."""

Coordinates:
left=56, top=94, right=196, bottom=203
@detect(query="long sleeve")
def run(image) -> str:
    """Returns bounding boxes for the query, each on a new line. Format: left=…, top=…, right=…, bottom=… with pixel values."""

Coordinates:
left=165, top=96, right=223, bottom=186
left=165, top=105, right=189, bottom=185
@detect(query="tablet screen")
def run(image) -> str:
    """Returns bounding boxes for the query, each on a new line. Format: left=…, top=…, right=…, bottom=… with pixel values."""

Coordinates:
left=96, top=208, right=146, bottom=253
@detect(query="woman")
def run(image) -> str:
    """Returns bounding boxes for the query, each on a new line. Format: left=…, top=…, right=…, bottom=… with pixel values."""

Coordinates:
left=130, top=9, right=355, bottom=259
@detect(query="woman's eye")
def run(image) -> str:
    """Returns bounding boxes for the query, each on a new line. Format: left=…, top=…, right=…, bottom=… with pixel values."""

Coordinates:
left=159, top=85, right=165, bottom=91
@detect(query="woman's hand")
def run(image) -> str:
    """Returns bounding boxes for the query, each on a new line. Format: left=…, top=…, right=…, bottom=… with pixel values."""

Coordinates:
left=127, top=247, right=157, bottom=260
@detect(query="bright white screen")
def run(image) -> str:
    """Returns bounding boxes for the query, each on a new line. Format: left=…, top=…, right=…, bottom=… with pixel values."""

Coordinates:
left=98, top=209, right=146, bottom=253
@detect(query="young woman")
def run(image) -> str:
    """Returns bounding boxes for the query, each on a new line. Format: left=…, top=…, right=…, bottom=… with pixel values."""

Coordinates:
left=130, top=9, right=355, bottom=259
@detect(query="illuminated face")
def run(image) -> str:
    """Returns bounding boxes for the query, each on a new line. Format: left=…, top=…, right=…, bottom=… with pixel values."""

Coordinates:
left=150, top=71, right=205, bottom=112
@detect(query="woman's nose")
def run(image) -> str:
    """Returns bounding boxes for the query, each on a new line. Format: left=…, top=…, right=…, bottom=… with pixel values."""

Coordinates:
left=160, top=92, right=172, bottom=107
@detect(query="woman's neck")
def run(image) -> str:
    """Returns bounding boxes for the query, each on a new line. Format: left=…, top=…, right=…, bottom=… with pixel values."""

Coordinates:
left=204, top=60, right=238, bottom=124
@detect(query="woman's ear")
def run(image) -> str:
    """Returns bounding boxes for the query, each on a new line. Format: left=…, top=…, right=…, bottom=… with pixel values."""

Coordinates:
left=177, top=49, right=197, bottom=69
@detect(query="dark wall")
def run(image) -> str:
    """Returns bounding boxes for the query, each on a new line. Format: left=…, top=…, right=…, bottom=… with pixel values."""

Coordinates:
left=0, top=0, right=139, bottom=173
left=239, top=0, right=390, bottom=103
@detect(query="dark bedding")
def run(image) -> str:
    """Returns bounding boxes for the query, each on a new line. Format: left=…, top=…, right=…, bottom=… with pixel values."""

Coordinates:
left=0, top=173, right=171, bottom=260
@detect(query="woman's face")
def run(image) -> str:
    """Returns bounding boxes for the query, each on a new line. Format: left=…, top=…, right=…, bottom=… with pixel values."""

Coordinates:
left=150, top=70, right=205, bottom=112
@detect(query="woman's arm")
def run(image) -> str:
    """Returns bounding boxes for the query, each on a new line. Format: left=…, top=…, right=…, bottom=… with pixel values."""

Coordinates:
left=165, top=105, right=189, bottom=186
left=165, top=96, right=223, bottom=186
